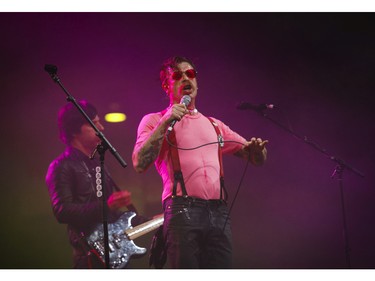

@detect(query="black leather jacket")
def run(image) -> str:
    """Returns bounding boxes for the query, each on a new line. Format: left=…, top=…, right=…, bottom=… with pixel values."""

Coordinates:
left=46, top=147, right=122, bottom=255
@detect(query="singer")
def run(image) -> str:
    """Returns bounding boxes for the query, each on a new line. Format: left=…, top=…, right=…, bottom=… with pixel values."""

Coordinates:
left=132, top=56, right=268, bottom=268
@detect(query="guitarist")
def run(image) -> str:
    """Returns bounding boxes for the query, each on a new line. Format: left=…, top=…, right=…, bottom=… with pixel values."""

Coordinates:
left=46, top=100, right=147, bottom=268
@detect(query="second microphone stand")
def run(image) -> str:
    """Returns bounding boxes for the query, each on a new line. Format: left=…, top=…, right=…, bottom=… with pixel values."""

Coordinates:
left=242, top=105, right=364, bottom=268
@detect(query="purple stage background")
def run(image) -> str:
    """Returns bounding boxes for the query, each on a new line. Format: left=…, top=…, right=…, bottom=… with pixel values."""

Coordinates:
left=1, top=12, right=374, bottom=269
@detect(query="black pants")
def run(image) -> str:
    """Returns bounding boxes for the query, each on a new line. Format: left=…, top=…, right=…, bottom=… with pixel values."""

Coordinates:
left=163, top=196, right=232, bottom=268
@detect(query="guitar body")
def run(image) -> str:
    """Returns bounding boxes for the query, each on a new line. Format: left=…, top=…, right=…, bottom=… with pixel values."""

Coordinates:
left=86, top=212, right=147, bottom=269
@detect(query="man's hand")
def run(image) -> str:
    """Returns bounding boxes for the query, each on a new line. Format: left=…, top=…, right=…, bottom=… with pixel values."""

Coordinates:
left=107, top=190, right=132, bottom=211
left=243, top=137, right=268, bottom=166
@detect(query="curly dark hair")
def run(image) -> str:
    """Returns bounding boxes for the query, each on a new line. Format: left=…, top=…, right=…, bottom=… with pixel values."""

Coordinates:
left=57, top=100, right=98, bottom=145
left=159, top=56, right=197, bottom=89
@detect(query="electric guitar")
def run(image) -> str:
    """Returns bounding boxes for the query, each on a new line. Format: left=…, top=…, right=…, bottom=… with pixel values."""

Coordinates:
left=85, top=212, right=164, bottom=269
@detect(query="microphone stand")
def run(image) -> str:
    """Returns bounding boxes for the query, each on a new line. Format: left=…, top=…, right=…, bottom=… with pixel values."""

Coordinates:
left=240, top=105, right=364, bottom=268
left=45, top=64, right=127, bottom=269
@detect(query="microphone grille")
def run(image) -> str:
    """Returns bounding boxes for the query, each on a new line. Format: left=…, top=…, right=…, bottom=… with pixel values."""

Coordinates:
left=181, top=95, right=191, bottom=106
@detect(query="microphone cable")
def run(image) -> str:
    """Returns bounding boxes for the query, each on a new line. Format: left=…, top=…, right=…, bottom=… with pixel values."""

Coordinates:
left=165, top=134, right=252, bottom=233
left=223, top=156, right=250, bottom=232
left=166, top=135, right=245, bottom=151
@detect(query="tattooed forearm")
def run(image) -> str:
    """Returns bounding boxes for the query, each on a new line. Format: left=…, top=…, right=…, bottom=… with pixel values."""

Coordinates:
left=137, top=138, right=163, bottom=171
left=133, top=123, right=167, bottom=173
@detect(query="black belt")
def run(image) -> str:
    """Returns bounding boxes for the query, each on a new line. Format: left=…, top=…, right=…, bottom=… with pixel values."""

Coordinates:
left=163, top=196, right=226, bottom=210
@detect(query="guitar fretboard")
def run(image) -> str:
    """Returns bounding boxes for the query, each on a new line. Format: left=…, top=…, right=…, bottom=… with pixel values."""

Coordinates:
left=125, top=215, right=164, bottom=240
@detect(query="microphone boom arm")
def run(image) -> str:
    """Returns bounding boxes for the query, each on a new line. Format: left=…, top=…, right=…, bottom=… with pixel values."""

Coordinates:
left=45, top=64, right=127, bottom=168
left=251, top=108, right=364, bottom=178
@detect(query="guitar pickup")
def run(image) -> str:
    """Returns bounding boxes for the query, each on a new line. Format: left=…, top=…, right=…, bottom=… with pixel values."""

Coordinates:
left=112, top=233, right=122, bottom=249
left=109, top=242, right=115, bottom=252
left=92, top=241, right=104, bottom=256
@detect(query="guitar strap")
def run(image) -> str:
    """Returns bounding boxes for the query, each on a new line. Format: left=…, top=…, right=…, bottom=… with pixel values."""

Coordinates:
left=168, top=116, right=228, bottom=201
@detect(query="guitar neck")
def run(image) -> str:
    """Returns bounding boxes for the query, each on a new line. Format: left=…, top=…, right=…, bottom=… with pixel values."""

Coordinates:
left=125, top=214, right=164, bottom=240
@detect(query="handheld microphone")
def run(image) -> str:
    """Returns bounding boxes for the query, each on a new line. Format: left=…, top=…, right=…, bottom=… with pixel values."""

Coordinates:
left=236, top=102, right=275, bottom=111
left=167, top=95, right=192, bottom=133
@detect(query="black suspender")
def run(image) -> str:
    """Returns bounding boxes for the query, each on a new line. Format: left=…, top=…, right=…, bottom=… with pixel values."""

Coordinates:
left=168, top=128, right=189, bottom=197
left=207, top=117, right=228, bottom=201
